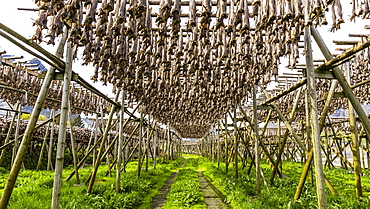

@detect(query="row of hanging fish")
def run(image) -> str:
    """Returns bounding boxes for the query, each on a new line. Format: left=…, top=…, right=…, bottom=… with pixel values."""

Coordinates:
left=348, top=38, right=370, bottom=106
left=0, top=64, right=111, bottom=115
left=0, top=116, right=99, bottom=143
left=31, top=0, right=354, bottom=138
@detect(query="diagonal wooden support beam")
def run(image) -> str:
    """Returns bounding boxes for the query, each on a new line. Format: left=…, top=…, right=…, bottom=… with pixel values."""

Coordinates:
left=237, top=108, right=282, bottom=177
left=262, top=89, right=307, bottom=156
left=87, top=97, right=137, bottom=193
left=312, top=27, right=370, bottom=137
left=270, top=87, right=302, bottom=183
left=261, top=79, right=307, bottom=106
left=315, top=35, right=370, bottom=72
left=0, top=28, right=68, bottom=209
left=327, top=117, right=348, bottom=169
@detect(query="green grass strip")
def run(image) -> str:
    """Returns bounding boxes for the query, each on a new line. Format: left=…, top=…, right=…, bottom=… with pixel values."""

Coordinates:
left=163, top=158, right=206, bottom=209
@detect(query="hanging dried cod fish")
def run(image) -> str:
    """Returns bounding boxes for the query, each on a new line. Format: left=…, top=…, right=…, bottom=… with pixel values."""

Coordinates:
left=200, top=0, right=212, bottom=38
left=216, top=0, right=227, bottom=29
left=188, top=0, right=197, bottom=28
left=331, top=0, right=344, bottom=31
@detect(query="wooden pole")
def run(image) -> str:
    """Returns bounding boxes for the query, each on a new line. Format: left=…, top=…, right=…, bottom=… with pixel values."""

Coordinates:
left=304, top=26, right=326, bottom=209
left=145, top=116, right=150, bottom=172
left=294, top=151, right=314, bottom=201
left=233, top=108, right=238, bottom=178
left=262, top=89, right=307, bottom=155
left=344, top=62, right=363, bottom=199
left=64, top=122, right=116, bottom=182
left=106, top=136, right=112, bottom=177
left=36, top=121, right=51, bottom=171
left=0, top=105, right=18, bottom=165
left=116, top=91, right=125, bottom=193
left=84, top=123, right=95, bottom=168
left=92, top=103, right=100, bottom=166
left=98, top=104, right=110, bottom=176
left=0, top=28, right=67, bottom=209
left=87, top=92, right=120, bottom=193
left=278, top=119, right=283, bottom=172
left=270, top=88, right=302, bottom=183
left=11, top=101, right=22, bottom=167
left=161, top=133, right=165, bottom=162
left=217, top=125, right=220, bottom=168
left=327, top=117, right=347, bottom=169
left=51, top=39, right=74, bottom=209
left=153, top=123, right=157, bottom=169
left=224, top=116, right=229, bottom=173
left=305, top=87, right=312, bottom=161
left=137, top=112, right=143, bottom=177
left=253, top=85, right=261, bottom=194
left=292, top=27, right=367, bottom=200
left=47, top=109, right=56, bottom=171
left=67, top=103, right=80, bottom=184
left=167, top=124, right=171, bottom=160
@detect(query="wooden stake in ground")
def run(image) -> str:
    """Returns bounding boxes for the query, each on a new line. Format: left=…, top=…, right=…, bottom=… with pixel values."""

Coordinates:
left=262, top=89, right=307, bottom=156
left=36, top=121, right=51, bottom=171
left=145, top=116, right=151, bottom=172
left=0, top=28, right=67, bottom=209
left=51, top=40, right=74, bottom=209
left=167, top=124, right=171, bottom=160
left=253, top=85, right=261, bottom=194
left=153, top=122, right=158, bottom=169
left=304, top=26, right=327, bottom=209
left=137, top=112, right=144, bottom=177
left=11, top=101, right=21, bottom=167
left=116, top=91, right=125, bottom=193
left=67, top=103, right=80, bottom=185
left=233, top=107, right=238, bottom=179
left=270, top=88, right=302, bottom=184
left=217, top=125, right=220, bottom=168
left=87, top=92, right=120, bottom=193
left=0, top=104, right=18, bottom=165
left=344, top=62, right=363, bottom=199
left=48, top=109, right=56, bottom=171
left=224, top=115, right=229, bottom=173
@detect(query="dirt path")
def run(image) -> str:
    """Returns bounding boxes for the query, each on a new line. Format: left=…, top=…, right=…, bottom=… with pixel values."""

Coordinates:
left=198, top=171, right=228, bottom=209
left=150, top=160, right=187, bottom=209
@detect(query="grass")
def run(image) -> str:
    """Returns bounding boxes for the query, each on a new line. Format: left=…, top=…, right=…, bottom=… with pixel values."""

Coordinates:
left=163, top=158, right=206, bottom=209
left=0, top=157, right=185, bottom=209
left=198, top=156, right=370, bottom=208
left=2, top=155, right=368, bottom=208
